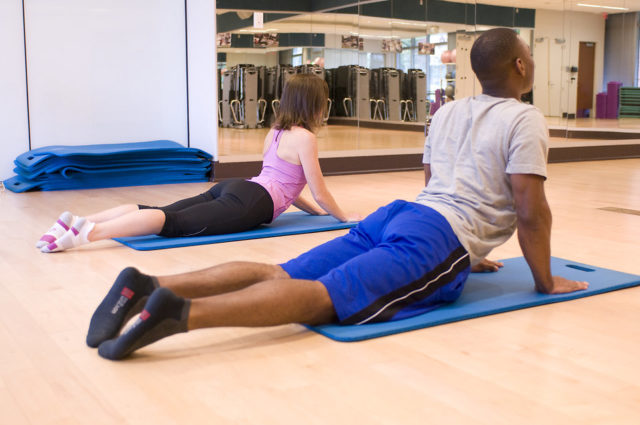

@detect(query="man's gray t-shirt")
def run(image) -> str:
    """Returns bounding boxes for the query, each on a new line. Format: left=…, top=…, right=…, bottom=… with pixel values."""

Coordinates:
left=415, top=94, right=548, bottom=265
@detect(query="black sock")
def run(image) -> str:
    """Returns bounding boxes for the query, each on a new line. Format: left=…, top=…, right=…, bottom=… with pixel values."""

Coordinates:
left=97, top=287, right=190, bottom=360
left=86, top=267, right=158, bottom=348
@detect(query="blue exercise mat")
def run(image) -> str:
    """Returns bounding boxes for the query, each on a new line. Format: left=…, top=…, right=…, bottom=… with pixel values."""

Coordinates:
left=114, top=211, right=357, bottom=251
left=4, top=170, right=210, bottom=192
left=14, top=140, right=212, bottom=168
left=5, top=140, right=212, bottom=193
left=14, top=157, right=207, bottom=179
left=309, top=256, right=640, bottom=342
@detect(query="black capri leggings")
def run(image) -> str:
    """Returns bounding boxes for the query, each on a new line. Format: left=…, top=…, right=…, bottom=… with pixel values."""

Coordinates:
left=139, top=179, right=274, bottom=237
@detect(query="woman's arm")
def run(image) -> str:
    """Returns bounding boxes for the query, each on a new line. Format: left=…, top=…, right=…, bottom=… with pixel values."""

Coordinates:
left=297, top=132, right=359, bottom=222
left=292, top=195, right=326, bottom=215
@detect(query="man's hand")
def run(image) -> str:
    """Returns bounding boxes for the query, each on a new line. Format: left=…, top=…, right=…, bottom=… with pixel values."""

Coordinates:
left=538, top=276, right=589, bottom=294
left=471, top=258, right=504, bottom=273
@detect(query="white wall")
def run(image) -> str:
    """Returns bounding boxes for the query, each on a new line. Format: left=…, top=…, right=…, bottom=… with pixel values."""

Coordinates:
left=324, top=48, right=360, bottom=69
left=0, top=0, right=29, bottom=181
left=604, top=12, right=638, bottom=87
left=187, top=0, right=217, bottom=157
left=534, top=9, right=606, bottom=116
left=533, top=36, right=565, bottom=117
left=225, top=51, right=279, bottom=68
left=24, top=0, right=188, bottom=148
left=454, top=33, right=482, bottom=99
left=0, top=0, right=218, bottom=179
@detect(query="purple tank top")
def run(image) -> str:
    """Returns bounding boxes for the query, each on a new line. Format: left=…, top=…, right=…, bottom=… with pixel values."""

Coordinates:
left=249, top=129, right=307, bottom=221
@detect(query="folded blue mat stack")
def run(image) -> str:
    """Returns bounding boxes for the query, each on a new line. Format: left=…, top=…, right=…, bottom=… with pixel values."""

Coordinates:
left=4, top=140, right=213, bottom=193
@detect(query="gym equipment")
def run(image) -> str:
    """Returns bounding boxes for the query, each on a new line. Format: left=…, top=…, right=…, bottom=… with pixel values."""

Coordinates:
left=332, top=65, right=370, bottom=120
left=355, top=67, right=371, bottom=121
left=218, top=68, right=234, bottom=127
left=114, top=211, right=358, bottom=250
left=430, top=88, right=444, bottom=115
left=333, top=65, right=355, bottom=117
left=325, top=68, right=336, bottom=117
left=221, top=63, right=426, bottom=125
left=308, top=256, right=640, bottom=342
left=296, top=64, right=324, bottom=79
left=403, top=69, right=427, bottom=122
left=219, top=64, right=267, bottom=129
left=371, top=68, right=402, bottom=121
left=269, top=65, right=296, bottom=118
left=296, top=64, right=332, bottom=121
left=445, top=84, right=455, bottom=99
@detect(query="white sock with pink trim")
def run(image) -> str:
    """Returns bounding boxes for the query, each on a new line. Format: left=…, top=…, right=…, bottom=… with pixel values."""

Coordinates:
left=41, top=217, right=95, bottom=253
left=36, top=211, right=76, bottom=248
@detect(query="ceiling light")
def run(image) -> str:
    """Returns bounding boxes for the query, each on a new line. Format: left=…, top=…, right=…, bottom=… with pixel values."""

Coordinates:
left=238, top=28, right=278, bottom=33
left=390, top=21, right=428, bottom=27
left=236, top=11, right=253, bottom=20
left=576, top=3, right=629, bottom=11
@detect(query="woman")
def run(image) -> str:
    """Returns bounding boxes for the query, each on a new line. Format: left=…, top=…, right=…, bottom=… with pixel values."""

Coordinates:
left=38, top=74, right=360, bottom=253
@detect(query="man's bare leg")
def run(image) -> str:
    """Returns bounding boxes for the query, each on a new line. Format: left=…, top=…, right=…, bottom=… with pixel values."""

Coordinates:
left=187, top=278, right=336, bottom=329
left=86, top=262, right=287, bottom=347
left=97, top=278, right=336, bottom=360
left=158, top=262, right=290, bottom=298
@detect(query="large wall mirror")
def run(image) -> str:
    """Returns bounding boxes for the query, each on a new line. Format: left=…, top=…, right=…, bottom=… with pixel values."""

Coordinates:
left=215, top=1, right=635, bottom=175
left=215, top=1, right=483, bottom=173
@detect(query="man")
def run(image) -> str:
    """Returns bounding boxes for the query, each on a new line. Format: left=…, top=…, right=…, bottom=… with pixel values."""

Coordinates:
left=89, top=28, right=588, bottom=360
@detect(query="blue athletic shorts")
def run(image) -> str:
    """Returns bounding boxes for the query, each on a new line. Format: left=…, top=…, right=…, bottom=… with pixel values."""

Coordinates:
left=280, top=200, right=470, bottom=325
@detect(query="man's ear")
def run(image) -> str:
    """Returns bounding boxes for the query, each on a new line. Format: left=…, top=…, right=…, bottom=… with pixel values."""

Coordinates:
left=515, top=57, right=526, bottom=77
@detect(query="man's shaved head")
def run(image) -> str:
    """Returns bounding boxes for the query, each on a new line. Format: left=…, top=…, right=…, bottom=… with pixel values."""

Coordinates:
left=470, top=27, right=533, bottom=98
left=471, top=28, right=522, bottom=83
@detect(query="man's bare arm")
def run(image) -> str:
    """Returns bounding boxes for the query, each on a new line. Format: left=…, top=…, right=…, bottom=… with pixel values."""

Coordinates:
left=510, top=173, right=588, bottom=294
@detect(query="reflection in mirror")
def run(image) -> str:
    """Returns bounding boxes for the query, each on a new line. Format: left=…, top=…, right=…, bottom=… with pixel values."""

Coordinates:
left=602, top=0, right=640, bottom=137
left=316, top=2, right=429, bottom=153
left=331, top=0, right=431, bottom=153
left=216, top=9, right=315, bottom=157
left=531, top=1, right=612, bottom=144
left=216, top=3, right=441, bottom=161
left=215, top=2, right=640, bottom=173
left=517, top=0, right=639, bottom=160
left=531, top=3, right=568, bottom=127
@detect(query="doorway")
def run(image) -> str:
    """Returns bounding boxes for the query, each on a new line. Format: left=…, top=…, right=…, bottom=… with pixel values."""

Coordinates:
left=533, top=37, right=564, bottom=117
left=577, top=41, right=595, bottom=118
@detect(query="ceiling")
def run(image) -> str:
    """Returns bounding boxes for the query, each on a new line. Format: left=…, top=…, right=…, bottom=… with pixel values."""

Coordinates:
left=478, top=0, right=640, bottom=12
left=219, top=0, right=640, bottom=14
left=217, top=1, right=638, bottom=39
left=233, top=14, right=477, bottom=38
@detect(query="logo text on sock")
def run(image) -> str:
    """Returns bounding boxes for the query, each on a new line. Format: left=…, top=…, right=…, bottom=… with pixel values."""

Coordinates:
left=111, top=295, right=129, bottom=314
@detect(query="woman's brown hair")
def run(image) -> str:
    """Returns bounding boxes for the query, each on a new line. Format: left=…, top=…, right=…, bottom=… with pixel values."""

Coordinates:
left=274, top=73, right=328, bottom=133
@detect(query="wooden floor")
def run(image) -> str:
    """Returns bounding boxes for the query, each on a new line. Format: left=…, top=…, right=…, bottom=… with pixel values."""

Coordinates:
left=546, top=116, right=640, bottom=130
left=218, top=117, right=640, bottom=160
left=1, top=158, right=639, bottom=424
left=218, top=124, right=427, bottom=158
